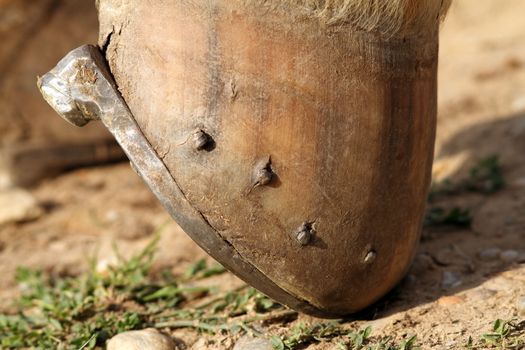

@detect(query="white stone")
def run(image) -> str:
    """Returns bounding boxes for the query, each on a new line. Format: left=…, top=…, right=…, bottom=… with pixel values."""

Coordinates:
left=107, top=329, right=177, bottom=350
left=95, top=256, right=119, bottom=273
left=0, top=188, right=42, bottom=226
left=233, top=336, right=273, bottom=350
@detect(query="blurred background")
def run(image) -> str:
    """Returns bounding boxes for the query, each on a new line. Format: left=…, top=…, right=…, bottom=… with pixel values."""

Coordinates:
left=0, top=0, right=524, bottom=348
left=0, top=0, right=123, bottom=188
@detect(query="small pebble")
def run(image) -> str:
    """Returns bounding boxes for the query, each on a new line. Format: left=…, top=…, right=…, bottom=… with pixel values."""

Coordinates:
left=0, top=188, right=42, bottom=226
left=437, top=295, right=465, bottom=306
left=233, top=336, right=273, bottom=350
left=478, top=248, right=501, bottom=261
left=107, top=329, right=177, bottom=350
left=442, top=271, right=463, bottom=289
left=95, top=256, right=119, bottom=274
left=500, top=250, right=519, bottom=263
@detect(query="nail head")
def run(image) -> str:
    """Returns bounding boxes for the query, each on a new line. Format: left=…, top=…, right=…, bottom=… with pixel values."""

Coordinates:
left=364, top=250, right=377, bottom=264
left=294, top=222, right=314, bottom=246
left=192, top=129, right=210, bottom=150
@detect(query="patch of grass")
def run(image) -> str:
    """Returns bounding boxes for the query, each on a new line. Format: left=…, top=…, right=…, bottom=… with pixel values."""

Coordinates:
left=4, top=233, right=520, bottom=350
left=425, top=155, right=504, bottom=228
left=0, top=233, right=289, bottom=349
left=467, top=156, right=505, bottom=194
left=270, top=322, right=348, bottom=349
left=182, top=258, right=226, bottom=280
left=0, top=269, right=148, bottom=349
left=429, top=155, right=505, bottom=200
left=270, top=323, right=420, bottom=350
left=428, top=155, right=505, bottom=202
left=465, top=319, right=525, bottom=349
left=480, top=319, right=525, bottom=349
left=0, top=235, right=162, bottom=349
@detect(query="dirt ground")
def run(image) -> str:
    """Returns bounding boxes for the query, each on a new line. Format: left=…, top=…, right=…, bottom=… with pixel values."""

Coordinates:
left=1, top=0, right=525, bottom=349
